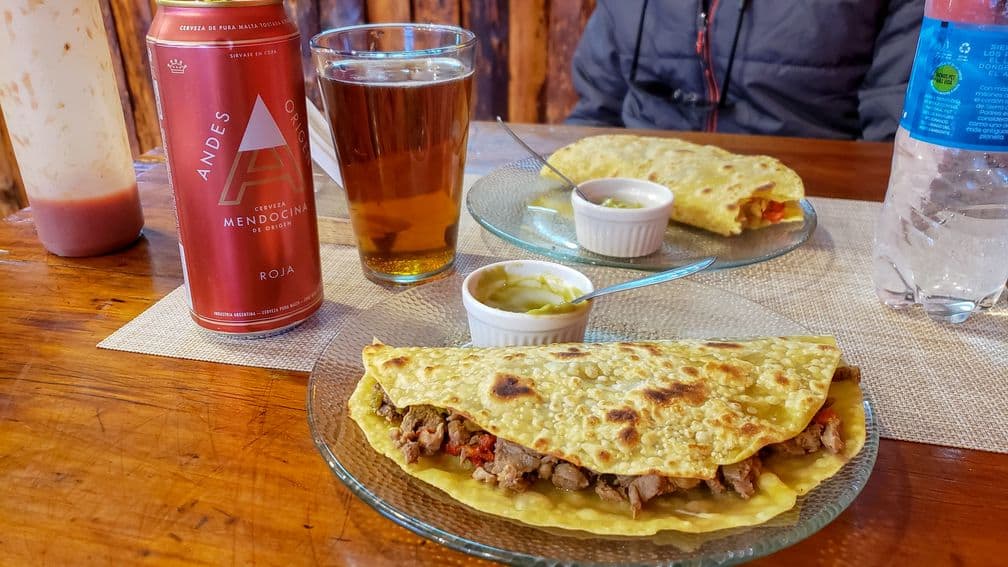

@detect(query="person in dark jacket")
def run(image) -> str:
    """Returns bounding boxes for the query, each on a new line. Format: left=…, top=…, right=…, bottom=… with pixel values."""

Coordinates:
left=567, top=0, right=924, bottom=141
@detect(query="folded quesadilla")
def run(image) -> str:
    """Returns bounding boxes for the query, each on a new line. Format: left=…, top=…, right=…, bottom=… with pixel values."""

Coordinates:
left=542, top=135, right=806, bottom=236
left=348, top=337, right=866, bottom=536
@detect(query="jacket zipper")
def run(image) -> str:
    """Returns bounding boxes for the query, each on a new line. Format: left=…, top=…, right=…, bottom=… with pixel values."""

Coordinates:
left=696, top=0, right=720, bottom=131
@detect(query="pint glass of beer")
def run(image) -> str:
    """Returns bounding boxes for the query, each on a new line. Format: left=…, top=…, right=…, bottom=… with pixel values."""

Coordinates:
left=311, top=25, right=476, bottom=284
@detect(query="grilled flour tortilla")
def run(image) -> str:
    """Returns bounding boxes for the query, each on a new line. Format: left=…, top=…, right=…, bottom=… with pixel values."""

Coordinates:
left=348, top=337, right=866, bottom=536
left=543, top=135, right=805, bottom=236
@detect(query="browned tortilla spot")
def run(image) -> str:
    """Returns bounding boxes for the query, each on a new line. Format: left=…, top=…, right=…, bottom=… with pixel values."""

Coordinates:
left=705, top=341, right=743, bottom=349
left=642, top=344, right=662, bottom=357
left=503, top=353, right=525, bottom=360
left=463, top=354, right=480, bottom=361
left=643, top=382, right=708, bottom=406
left=817, top=344, right=839, bottom=351
left=647, top=172, right=658, bottom=181
left=587, top=416, right=600, bottom=426
left=605, top=408, right=640, bottom=424
left=722, top=164, right=734, bottom=171
left=774, top=372, right=790, bottom=386
left=710, top=362, right=745, bottom=381
left=449, top=396, right=460, bottom=403
left=491, top=373, right=537, bottom=400
left=619, top=345, right=635, bottom=353
left=423, top=366, right=435, bottom=374
left=726, top=203, right=739, bottom=211
left=534, top=438, right=549, bottom=450
left=701, top=187, right=713, bottom=194
left=382, top=356, right=409, bottom=369
left=630, top=354, right=641, bottom=362
left=662, top=361, right=675, bottom=370
left=552, top=350, right=588, bottom=359
left=618, top=426, right=640, bottom=446
left=741, top=422, right=762, bottom=435
left=720, top=413, right=737, bottom=425
left=755, top=182, right=776, bottom=191
left=597, top=450, right=611, bottom=462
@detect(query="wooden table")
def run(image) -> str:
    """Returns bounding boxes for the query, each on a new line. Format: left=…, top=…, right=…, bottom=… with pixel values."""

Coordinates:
left=1, top=122, right=1003, bottom=566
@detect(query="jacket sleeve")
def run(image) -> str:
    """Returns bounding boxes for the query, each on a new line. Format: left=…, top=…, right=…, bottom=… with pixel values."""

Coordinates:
left=858, top=0, right=924, bottom=141
left=565, top=1, right=628, bottom=127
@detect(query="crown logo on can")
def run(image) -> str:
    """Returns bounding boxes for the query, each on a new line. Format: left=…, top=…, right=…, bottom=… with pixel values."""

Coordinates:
left=167, top=59, right=187, bottom=74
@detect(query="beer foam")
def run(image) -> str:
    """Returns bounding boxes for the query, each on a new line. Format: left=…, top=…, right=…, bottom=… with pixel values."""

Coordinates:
left=324, top=57, right=472, bottom=86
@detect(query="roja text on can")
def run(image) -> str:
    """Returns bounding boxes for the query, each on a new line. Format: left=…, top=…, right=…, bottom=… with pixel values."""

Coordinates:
left=147, top=0, right=323, bottom=336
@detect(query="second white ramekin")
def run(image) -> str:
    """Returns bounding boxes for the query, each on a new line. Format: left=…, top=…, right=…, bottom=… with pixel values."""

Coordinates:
left=571, top=177, right=674, bottom=257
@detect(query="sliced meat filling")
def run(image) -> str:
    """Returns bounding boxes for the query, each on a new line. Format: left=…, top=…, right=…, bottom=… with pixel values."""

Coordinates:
left=721, top=456, right=762, bottom=499
left=390, top=405, right=445, bottom=463
left=484, top=438, right=541, bottom=492
left=771, top=400, right=845, bottom=456
left=377, top=365, right=854, bottom=516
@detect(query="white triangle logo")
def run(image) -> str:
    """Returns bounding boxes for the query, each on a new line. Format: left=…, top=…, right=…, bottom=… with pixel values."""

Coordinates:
left=238, top=95, right=286, bottom=151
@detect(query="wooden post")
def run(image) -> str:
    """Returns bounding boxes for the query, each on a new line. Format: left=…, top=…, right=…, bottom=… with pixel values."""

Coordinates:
left=105, top=0, right=160, bottom=154
left=508, top=0, right=548, bottom=123
left=367, top=0, right=411, bottom=22
left=545, top=0, right=595, bottom=123
left=463, top=0, right=509, bottom=121
left=413, top=0, right=461, bottom=24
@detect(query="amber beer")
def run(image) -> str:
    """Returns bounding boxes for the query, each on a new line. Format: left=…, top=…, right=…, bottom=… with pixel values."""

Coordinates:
left=312, top=25, right=476, bottom=284
left=147, top=0, right=323, bottom=335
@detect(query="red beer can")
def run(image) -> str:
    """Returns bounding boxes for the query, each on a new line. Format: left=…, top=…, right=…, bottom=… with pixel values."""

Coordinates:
left=147, top=0, right=323, bottom=336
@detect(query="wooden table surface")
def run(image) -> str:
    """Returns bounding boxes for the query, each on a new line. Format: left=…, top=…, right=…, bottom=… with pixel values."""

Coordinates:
left=1, top=122, right=1004, bottom=566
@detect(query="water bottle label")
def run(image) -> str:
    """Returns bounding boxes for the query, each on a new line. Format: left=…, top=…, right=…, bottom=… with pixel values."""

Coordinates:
left=901, top=17, right=1008, bottom=150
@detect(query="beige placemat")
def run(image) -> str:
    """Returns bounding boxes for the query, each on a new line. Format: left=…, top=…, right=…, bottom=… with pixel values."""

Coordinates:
left=100, top=179, right=1008, bottom=454
left=689, top=198, right=1007, bottom=454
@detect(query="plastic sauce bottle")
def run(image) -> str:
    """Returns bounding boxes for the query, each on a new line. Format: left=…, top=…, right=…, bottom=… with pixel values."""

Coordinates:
left=0, top=0, right=143, bottom=257
left=872, top=0, right=1008, bottom=323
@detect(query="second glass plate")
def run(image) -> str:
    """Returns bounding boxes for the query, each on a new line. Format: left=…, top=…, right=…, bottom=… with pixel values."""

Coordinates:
left=466, top=157, right=817, bottom=271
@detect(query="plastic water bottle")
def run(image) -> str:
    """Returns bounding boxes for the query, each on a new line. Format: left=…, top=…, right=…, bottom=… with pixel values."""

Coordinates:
left=873, top=0, right=1008, bottom=323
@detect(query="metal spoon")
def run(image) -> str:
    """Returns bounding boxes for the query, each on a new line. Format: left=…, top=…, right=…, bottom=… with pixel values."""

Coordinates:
left=570, top=256, right=717, bottom=304
left=495, top=116, right=592, bottom=202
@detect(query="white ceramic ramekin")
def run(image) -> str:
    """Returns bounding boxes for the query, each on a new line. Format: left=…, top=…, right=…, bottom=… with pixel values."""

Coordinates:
left=571, top=177, right=674, bottom=257
left=461, top=260, right=594, bottom=347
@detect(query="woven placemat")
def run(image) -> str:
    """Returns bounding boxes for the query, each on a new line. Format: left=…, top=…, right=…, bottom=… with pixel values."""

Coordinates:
left=689, top=198, right=1007, bottom=454
left=100, top=179, right=1008, bottom=454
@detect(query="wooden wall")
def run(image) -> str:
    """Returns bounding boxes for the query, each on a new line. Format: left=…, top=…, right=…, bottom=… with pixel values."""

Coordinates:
left=0, top=0, right=595, bottom=215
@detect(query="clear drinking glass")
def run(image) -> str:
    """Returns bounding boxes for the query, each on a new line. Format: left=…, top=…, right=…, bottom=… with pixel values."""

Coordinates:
left=0, top=0, right=143, bottom=257
left=310, top=24, right=476, bottom=284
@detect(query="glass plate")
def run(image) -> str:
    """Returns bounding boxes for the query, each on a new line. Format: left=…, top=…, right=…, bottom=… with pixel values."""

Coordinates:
left=307, top=267, right=879, bottom=566
left=465, top=157, right=817, bottom=271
